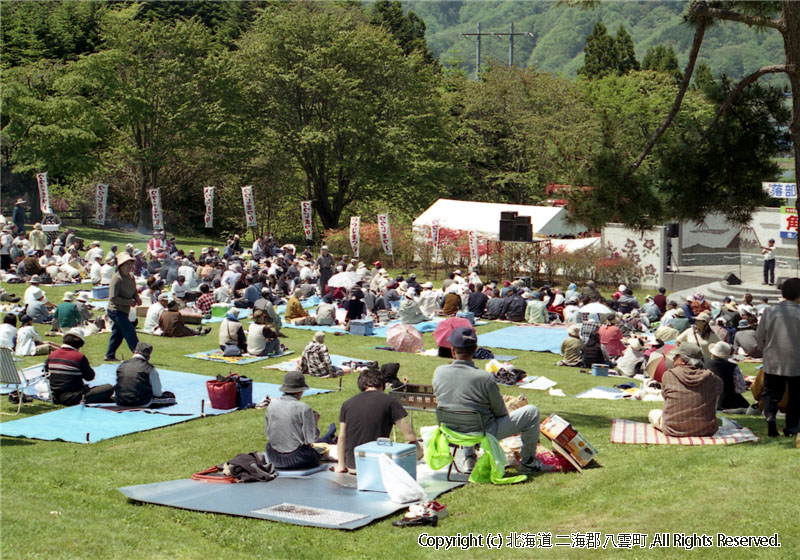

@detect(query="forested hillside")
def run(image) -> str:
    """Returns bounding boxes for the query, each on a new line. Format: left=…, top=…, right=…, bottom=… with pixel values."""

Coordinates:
left=402, top=0, right=785, bottom=83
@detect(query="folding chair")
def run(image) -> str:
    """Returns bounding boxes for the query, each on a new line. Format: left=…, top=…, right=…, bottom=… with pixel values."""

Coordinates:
left=435, top=407, right=486, bottom=481
left=0, top=347, right=51, bottom=416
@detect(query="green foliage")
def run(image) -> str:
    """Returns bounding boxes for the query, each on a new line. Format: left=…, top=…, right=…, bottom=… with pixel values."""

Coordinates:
left=642, top=43, right=682, bottom=83
left=226, top=3, right=455, bottom=230
left=450, top=64, right=601, bottom=205
left=614, top=25, right=640, bottom=75
left=577, top=22, right=617, bottom=78
left=369, top=0, right=435, bottom=64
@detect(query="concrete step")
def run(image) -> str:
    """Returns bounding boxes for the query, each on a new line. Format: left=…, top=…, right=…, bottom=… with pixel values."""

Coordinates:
left=670, top=281, right=781, bottom=306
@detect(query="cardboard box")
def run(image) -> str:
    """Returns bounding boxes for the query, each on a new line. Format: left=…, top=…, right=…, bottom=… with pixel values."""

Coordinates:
left=540, top=414, right=598, bottom=469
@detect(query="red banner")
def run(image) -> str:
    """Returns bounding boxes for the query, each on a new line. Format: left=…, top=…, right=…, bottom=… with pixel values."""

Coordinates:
left=377, top=213, right=392, bottom=255
left=242, top=186, right=256, bottom=227
left=95, top=184, right=108, bottom=225
left=301, top=201, right=313, bottom=240
left=349, top=216, right=360, bottom=258
left=149, top=188, right=163, bottom=231
left=36, top=172, right=51, bottom=214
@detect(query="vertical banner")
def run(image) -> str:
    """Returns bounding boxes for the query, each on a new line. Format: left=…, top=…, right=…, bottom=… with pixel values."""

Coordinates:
left=149, top=188, right=163, bottom=231
left=431, top=220, right=440, bottom=263
left=301, top=201, right=313, bottom=240
left=36, top=172, right=52, bottom=214
left=468, top=230, right=479, bottom=267
left=203, top=186, right=214, bottom=228
left=241, top=185, right=257, bottom=228
left=94, top=184, right=109, bottom=225
left=377, top=213, right=393, bottom=255
left=349, top=216, right=360, bottom=258
left=780, top=206, right=798, bottom=239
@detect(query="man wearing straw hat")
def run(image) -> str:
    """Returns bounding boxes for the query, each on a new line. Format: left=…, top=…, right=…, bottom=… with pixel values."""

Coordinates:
left=12, top=198, right=26, bottom=234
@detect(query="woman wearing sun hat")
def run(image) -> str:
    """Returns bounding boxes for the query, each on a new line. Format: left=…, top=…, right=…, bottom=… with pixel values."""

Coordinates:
left=105, top=252, right=140, bottom=361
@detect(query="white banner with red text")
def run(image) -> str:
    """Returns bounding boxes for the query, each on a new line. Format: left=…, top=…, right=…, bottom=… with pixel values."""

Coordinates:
left=203, top=186, right=214, bottom=228
left=36, top=173, right=52, bottom=214
left=350, top=216, right=360, bottom=258
left=377, top=213, right=393, bottom=255
left=301, top=201, right=313, bottom=240
left=242, top=186, right=257, bottom=228
left=149, top=188, right=163, bottom=231
left=94, top=184, right=109, bottom=225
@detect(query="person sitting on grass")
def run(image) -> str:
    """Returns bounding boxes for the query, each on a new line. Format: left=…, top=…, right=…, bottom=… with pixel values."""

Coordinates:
left=158, top=300, right=210, bottom=338
left=582, top=331, right=611, bottom=368
left=219, top=307, right=247, bottom=353
left=300, top=331, right=341, bottom=378
left=46, top=330, right=114, bottom=406
left=708, top=341, right=750, bottom=413
left=143, top=293, right=169, bottom=335
left=399, top=288, right=429, bottom=325
left=334, top=367, right=422, bottom=474
left=648, top=343, right=722, bottom=437
left=114, top=342, right=176, bottom=408
left=285, top=288, right=314, bottom=325
left=195, top=283, right=215, bottom=315
left=0, top=314, right=18, bottom=349
left=556, top=324, right=584, bottom=367
left=314, top=294, right=338, bottom=326
left=51, top=292, right=82, bottom=332
left=254, top=287, right=284, bottom=335
left=524, top=291, right=548, bottom=324
left=265, top=370, right=336, bottom=470
left=247, top=311, right=281, bottom=357
left=15, top=315, right=59, bottom=356
left=440, top=285, right=462, bottom=316
left=26, top=289, right=53, bottom=324
left=615, top=338, right=645, bottom=378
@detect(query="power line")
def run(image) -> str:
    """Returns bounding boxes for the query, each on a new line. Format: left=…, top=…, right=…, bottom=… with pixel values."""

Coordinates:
left=463, top=23, right=535, bottom=78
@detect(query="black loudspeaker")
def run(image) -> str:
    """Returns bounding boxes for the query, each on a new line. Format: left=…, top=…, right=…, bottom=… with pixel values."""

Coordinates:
left=723, top=273, right=741, bottom=286
left=666, top=223, right=679, bottom=238
left=499, top=219, right=516, bottom=241
left=514, top=224, right=532, bottom=242
left=500, top=211, right=518, bottom=221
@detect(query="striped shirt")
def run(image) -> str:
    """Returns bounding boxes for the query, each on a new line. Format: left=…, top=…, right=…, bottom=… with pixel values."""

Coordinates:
left=45, top=345, right=95, bottom=395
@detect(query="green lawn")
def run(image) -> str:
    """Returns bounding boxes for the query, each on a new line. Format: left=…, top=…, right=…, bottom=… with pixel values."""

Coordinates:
left=1, top=226, right=797, bottom=559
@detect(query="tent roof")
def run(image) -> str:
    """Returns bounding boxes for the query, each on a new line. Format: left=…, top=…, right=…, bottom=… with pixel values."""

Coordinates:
left=412, top=199, right=586, bottom=239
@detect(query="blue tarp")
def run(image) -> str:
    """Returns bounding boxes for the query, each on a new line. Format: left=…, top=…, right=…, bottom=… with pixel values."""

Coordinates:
left=0, top=365, right=331, bottom=443
left=477, top=326, right=569, bottom=354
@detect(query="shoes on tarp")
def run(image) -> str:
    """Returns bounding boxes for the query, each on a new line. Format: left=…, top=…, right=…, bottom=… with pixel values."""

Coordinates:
left=392, top=503, right=439, bottom=528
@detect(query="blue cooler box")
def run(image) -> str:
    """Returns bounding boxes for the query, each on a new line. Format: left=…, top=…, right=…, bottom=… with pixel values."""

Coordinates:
left=456, top=311, right=475, bottom=325
left=92, top=285, right=109, bottom=300
left=350, top=319, right=374, bottom=336
left=355, top=438, right=417, bottom=492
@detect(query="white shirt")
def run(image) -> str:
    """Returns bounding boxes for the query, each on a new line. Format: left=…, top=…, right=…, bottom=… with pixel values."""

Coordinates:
left=24, top=285, right=47, bottom=306
left=171, top=281, right=188, bottom=299
left=177, top=265, right=197, bottom=290
left=0, top=324, right=18, bottom=349
left=763, top=246, right=775, bottom=261
left=214, top=286, right=231, bottom=304
left=417, top=290, right=440, bottom=316
left=15, top=325, right=42, bottom=356
left=90, top=261, right=103, bottom=284
left=563, top=305, right=581, bottom=324
left=86, top=247, right=104, bottom=263
left=0, top=233, right=11, bottom=255
left=99, top=264, right=115, bottom=285
left=143, top=303, right=165, bottom=334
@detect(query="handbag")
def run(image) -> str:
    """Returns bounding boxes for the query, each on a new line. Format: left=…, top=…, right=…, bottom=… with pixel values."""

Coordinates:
left=206, top=375, right=237, bottom=409
left=222, top=343, right=242, bottom=357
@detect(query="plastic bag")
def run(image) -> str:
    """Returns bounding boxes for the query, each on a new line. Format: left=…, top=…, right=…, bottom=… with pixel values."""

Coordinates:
left=378, top=454, right=427, bottom=504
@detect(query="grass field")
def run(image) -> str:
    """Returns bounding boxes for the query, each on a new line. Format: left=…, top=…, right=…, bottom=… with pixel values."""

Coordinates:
left=1, top=226, right=797, bottom=559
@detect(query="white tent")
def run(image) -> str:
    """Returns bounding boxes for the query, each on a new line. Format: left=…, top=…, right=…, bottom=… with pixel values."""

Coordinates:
left=413, top=199, right=587, bottom=240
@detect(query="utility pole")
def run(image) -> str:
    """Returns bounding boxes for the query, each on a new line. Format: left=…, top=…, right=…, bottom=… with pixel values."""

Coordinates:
left=493, top=23, right=535, bottom=67
left=463, top=23, right=535, bottom=78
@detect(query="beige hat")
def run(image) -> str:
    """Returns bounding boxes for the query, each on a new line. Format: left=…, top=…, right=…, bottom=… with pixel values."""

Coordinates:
left=66, top=328, right=85, bottom=343
left=313, top=331, right=325, bottom=343
left=627, top=338, right=642, bottom=351
left=116, top=252, right=134, bottom=267
left=695, top=311, right=711, bottom=323
left=63, top=293, right=74, bottom=302
left=76, top=292, right=90, bottom=302
left=710, top=341, right=733, bottom=360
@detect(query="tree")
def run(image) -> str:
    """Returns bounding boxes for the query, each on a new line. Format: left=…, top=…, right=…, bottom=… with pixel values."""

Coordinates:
left=578, top=22, right=618, bottom=78
left=599, top=0, right=800, bottom=258
left=369, top=0, right=435, bottom=64
left=73, top=7, right=217, bottom=230
left=642, top=43, right=682, bottom=83
left=450, top=63, right=601, bottom=205
left=614, top=25, right=640, bottom=75
left=226, top=3, right=453, bottom=229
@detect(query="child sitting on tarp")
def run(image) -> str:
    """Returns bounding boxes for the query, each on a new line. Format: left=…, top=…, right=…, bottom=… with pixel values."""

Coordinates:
left=114, top=342, right=176, bottom=408
left=264, top=371, right=336, bottom=470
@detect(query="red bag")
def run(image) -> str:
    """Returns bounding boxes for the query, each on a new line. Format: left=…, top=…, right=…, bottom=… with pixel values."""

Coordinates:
left=206, top=377, right=237, bottom=410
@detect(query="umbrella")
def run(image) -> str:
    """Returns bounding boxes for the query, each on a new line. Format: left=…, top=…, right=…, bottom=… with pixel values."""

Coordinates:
left=645, top=344, right=676, bottom=383
left=386, top=323, right=424, bottom=353
left=581, top=302, right=614, bottom=315
left=433, top=317, right=473, bottom=349
left=326, top=271, right=362, bottom=290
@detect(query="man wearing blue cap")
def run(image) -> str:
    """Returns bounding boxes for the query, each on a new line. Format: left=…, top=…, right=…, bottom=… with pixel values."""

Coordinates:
left=432, top=326, right=550, bottom=473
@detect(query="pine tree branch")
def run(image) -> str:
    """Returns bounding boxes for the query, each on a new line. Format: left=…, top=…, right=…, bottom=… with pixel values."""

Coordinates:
left=700, top=64, right=793, bottom=143
left=631, top=13, right=707, bottom=171
left=704, top=6, right=783, bottom=32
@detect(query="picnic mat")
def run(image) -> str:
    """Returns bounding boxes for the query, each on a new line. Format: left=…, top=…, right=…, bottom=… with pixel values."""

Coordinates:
left=0, top=365, right=331, bottom=444
left=265, top=354, right=365, bottom=372
left=477, top=326, right=568, bottom=354
left=575, top=386, right=628, bottom=400
left=184, top=349, right=293, bottom=365
left=275, top=295, right=321, bottom=315
left=118, top=463, right=465, bottom=530
left=610, top=419, right=760, bottom=445
left=202, top=308, right=251, bottom=324
left=282, top=318, right=488, bottom=338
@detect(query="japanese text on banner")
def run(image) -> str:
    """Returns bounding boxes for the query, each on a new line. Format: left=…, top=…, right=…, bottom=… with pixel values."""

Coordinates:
left=763, top=182, right=797, bottom=199
left=203, top=187, right=214, bottom=228
left=350, top=216, right=360, bottom=258
left=36, top=173, right=52, bottom=214
left=301, top=201, right=313, bottom=240
left=469, top=230, right=479, bottom=267
left=431, top=220, right=440, bottom=262
left=95, top=184, right=108, bottom=225
left=377, top=213, right=393, bottom=255
left=241, top=186, right=256, bottom=228
left=149, top=188, right=163, bottom=231
left=781, top=206, right=798, bottom=239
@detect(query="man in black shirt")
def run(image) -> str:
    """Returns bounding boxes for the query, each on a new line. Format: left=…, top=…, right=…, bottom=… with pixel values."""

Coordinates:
left=467, top=283, right=488, bottom=317
left=333, top=368, right=422, bottom=473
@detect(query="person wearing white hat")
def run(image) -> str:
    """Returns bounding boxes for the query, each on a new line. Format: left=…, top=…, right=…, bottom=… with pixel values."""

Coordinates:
left=708, top=341, right=750, bottom=412
left=399, top=287, right=428, bottom=324
left=104, top=252, right=140, bottom=361
left=143, top=292, right=170, bottom=335
left=26, top=289, right=53, bottom=324
left=0, top=225, right=14, bottom=270
left=99, top=255, right=116, bottom=285
left=75, top=292, right=93, bottom=323
left=615, top=337, right=645, bottom=377
left=12, top=198, right=26, bottom=234
left=316, top=245, right=335, bottom=292
left=24, top=276, right=50, bottom=307
left=417, top=281, right=440, bottom=317
left=89, top=253, right=103, bottom=285
left=85, top=241, right=104, bottom=264
left=29, top=223, right=46, bottom=251
left=52, top=292, right=82, bottom=331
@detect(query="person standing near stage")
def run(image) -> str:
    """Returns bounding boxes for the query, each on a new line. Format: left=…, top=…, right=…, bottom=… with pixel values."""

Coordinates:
left=316, top=245, right=335, bottom=293
left=761, top=239, right=776, bottom=286
left=105, top=253, right=140, bottom=361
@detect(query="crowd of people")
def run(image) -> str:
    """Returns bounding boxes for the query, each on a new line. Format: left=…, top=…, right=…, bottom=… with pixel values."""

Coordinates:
left=1, top=204, right=797, bottom=464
